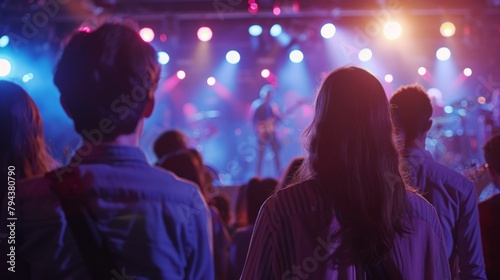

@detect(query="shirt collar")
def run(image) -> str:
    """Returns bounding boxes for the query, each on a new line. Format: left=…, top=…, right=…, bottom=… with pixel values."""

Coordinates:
left=71, top=145, right=148, bottom=165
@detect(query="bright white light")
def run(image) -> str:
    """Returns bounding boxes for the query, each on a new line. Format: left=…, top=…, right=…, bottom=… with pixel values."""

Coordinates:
left=270, top=24, right=282, bottom=37
left=22, top=73, right=34, bottom=82
left=320, top=23, right=336, bottom=39
left=207, top=76, right=216, bottom=86
left=0, top=58, right=11, bottom=77
left=384, top=74, right=393, bottom=83
left=358, top=48, right=372, bottom=62
left=177, top=70, right=186, bottom=80
left=444, top=106, right=453, bottom=114
left=261, top=69, right=270, bottom=78
left=226, top=50, right=241, bottom=64
left=383, top=21, right=402, bottom=40
left=0, top=35, right=9, bottom=48
left=289, top=50, right=304, bottom=63
left=249, top=25, right=263, bottom=36
left=440, top=22, right=456, bottom=38
left=157, top=51, right=170, bottom=65
left=436, top=47, right=451, bottom=61
left=418, top=67, right=427, bottom=76
left=197, top=27, right=213, bottom=42
left=139, top=27, right=155, bottom=42
left=463, top=68, right=472, bottom=77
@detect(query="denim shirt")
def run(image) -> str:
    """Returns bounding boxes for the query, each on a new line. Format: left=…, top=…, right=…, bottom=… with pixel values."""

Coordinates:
left=404, top=147, right=486, bottom=280
left=7, top=145, right=214, bottom=280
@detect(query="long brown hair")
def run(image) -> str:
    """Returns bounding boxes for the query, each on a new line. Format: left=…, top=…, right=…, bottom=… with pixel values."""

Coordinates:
left=0, top=81, right=57, bottom=182
left=299, top=67, right=410, bottom=264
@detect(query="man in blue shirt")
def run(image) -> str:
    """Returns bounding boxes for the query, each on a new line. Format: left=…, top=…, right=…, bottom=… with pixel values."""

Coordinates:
left=5, top=23, right=214, bottom=279
left=390, top=84, right=486, bottom=279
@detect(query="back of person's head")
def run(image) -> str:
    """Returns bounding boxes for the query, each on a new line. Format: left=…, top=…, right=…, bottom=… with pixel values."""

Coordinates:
left=390, top=84, right=433, bottom=141
left=209, top=195, right=231, bottom=226
left=259, top=84, right=274, bottom=100
left=153, top=130, right=188, bottom=159
left=54, top=23, right=160, bottom=142
left=0, top=80, right=56, bottom=181
left=301, top=66, right=409, bottom=264
left=247, top=177, right=276, bottom=224
left=484, top=134, right=500, bottom=176
left=278, top=157, right=304, bottom=189
left=159, top=150, right=206, bottom=197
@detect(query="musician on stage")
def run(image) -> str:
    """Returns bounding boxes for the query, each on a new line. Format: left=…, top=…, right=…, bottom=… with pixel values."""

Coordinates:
left=251, top=84, right=282, bottom=177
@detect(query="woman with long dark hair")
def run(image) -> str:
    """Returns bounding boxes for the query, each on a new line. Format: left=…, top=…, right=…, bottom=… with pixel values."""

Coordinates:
left=0, top=81, right=56, bottom=200
left=241, top=67, right=450, bottom=279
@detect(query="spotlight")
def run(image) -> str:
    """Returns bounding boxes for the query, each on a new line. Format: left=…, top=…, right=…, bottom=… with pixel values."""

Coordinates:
left=270, top=24, right=282, bottom=37
left=358, top=48, right=372, bottom=62
left=207, top=76, right=216, bottom=86
left=384, top=74, right=393, bottom=83
left=0, top=58, right=11, bottom=77
left=197, top=27, right=213, bottom=42
left=418, top=67, right=427, bottom=76
left=463, top=68, right=472, bottom=77
left=436, top=47, right=451, bottom=61
left=444, top=106, right=453, bottom=114
left=226, top=50, right=241, bottom=64
left=320, top=23, right=336, bottom=39
left=273, top=7, right=281, bottom=16
left=0, top=35, right=9, bottom=47
left=248, top=2, right=258, bottom=14
left=157, top=51, right=170, bottom=65
left=249, top=25, right=263, bottom=36
left=383, top=21, right=402, bottom=40
left=440, top=22, right=456, bottom=38
left=78, top=26, right=92, bottom=33
left=139, top=27, right=155, bottom=42
left=478, top=96, right=486, bottom=104
left=289, top=50, right=304, bottom=63
left=177, top=70, right=186, bottom=80
left=22, top=73, right=34, bottom=83
left=261, top=69, right=270, bottom=78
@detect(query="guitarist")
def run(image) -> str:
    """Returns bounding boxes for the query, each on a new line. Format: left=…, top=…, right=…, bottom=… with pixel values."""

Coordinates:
left=251, top=84, right=282, bottom=177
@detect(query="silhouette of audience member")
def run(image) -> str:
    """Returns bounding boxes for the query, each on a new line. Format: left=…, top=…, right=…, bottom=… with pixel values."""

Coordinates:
left=241, top=67, right=450, bottom=279
left=153, top=129, right=189, bottom=163
left=228, top=177, right=276, bottom=280
left=210, top=195, right=231, bottom=230
left=5, top=24, right=213, bottom=279
left=0, top=80, right=57, bottom=279
left=277, top=156, right=304, bottom=190
left=0, top=80, right=57, bottom=202
left=390, top=84, right=486, bottom=279
left=479, top=134, right=500, bottom=279
left=161, top=150, right=230, bottom=280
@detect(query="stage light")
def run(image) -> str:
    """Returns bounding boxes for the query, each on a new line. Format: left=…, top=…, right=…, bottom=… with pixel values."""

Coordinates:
left=444, top=106, right=453, bottom=114
left=320, top=23, right=336, bottom=39
left=177, top=70, right=186, bottom=80
left=160, top=34, right=167, bottom=42
left=197, top=27, right=213, bottom=42
left=248, top=2, right=258, bottom=14
left=289, top=50, right=304, bottom=63
left=22, top=73, right=34, bottom=83
left=207, top=76, right=216, bottom=86
left=261, top=69, right=270, bottom=78
left=157, top=51, right=170, bottom=65
left=226, top=50, right=240, bottom=64
left=139, top=27, right=155, bottom=42
left=383, top=21, right=402, bottom=40
left=358, top=48, right=372, bottom=62
left=0, top=58, right=11, bottom=77
left=418, top=67, right=426, bottom=76
left=0, top=35, right=10, bottom=47
left=273, top=7, right=281, bottom=16
left=478, top=96, right=486, bottom=104
left=440, top=22, right=456, bottom=38
left=270, top=24, right=282, bottom=37
left=384, top=74, right=393, bottom=83
left=463, top=68, right=472, bottom=77
left=436, top=47, right=451, bottom=61
left=249, top=25, right=263, bottom=36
